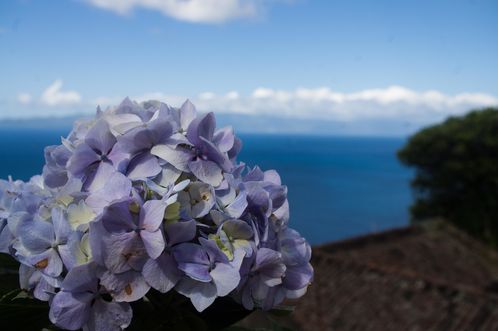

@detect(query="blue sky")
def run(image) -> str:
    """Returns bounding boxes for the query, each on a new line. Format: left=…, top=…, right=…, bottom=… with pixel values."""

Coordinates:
left=1, top=0, right=497, bottom=134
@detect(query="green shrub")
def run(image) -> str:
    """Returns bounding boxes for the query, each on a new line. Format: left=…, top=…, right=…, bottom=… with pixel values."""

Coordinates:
left=398, top=108, right=498, bottom=247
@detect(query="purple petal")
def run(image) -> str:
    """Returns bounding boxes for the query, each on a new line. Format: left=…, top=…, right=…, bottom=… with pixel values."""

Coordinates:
left=199, top=237, right=228, bottom=264
left=67, top=144, right=99, bottom=177
left=188, top=158, right=223, bottom=186
left=173, top=243, right=210, bottom=277
left=101, top=231, right=146, bottom=273
left=199, top=137, right=233, bottom=172
left=177, top=262, right=211, bottom=282
left=213, top=127, right=235, bottom=153
left=271, top=200, right=289, bottom=230
left=139, top=199, right=166, bottom=231
left=244, top=183, right=271, bottom=217
left=107, top=147, right=130, bottom=173
left=27, top=248, right=63, bottom=277
left=151, top=144, right=192, bottom=172
left=49, top=291, right=93, bottom=330
left=228, top=136, right=242, bottom=160
left=191, top=199, right=214, bottom=219
left=222, top=219, right=253, bottom=240
left=126, top=152, right=162, bottom=180
left=88, top=221, right=105, bottom=266
left=263, top=170, right=281, bottom=185
left=85, top=172, right=131, bottom=214
left=187, top=112, right=215, bottom=146
left=58, top=242, right=76, bottom=271
left=244, top=167, right=264, bottom=182
left=101, top=200, right=135, bottom=233
left=165, top=220, right=196, bottom=246
left=17, top=218, right=54, bottom=252
left=85, top=120, right=116, bottom=155
left=255, top=248, right=286, bottom=280
left=61, top=263, right=98, bottom=293
left=266, top=184, right=287, bottom=210
left=85, top=162, right=117, bottom=193
left=51, top=208, right=72, bottom=244
left=140, top=230, right=165, bottom=259
left=106, top=113, right=142, bottom=135
left=19, top=264, right=35, bottom=290
left=33, top=274, right=56, bottom=301
left=146, top=117, right=174, bottom=144
left=278, top=228, right=311, bottom=266
left=179, top=99, right=197, bottom=130
left=175, top=277, right=217, bottom=312
left=142, top=254, right=182, bottom=293
left=84, top=299, right=132, bottom=331
left=210, top=262, right=240, bottom=296
left=100, top=270, right=151, bottom=302
left=283, top=263, right=313, bottom=290
left=43, top=165, right=68, bottom=188
left=225, top=191, right=248, bottom=218
left=156, top=164, right=182, bottom=187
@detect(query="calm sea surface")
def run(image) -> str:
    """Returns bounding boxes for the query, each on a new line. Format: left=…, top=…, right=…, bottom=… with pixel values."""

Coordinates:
left=0, top=128, right=413, bottom=244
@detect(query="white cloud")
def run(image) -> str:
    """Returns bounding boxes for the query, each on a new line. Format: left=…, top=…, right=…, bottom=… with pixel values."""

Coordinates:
left=84, top=0, right=260, bottom=23
left=92, top=85, right=498, bottom=125
left=17, top=93, right=32, bottom=105
left=10, top=85, right=497, bottom=134
left=40, top=80, right=82, bottom=106
left=225, top=91, right=239, bottom=100
left=182, top=86, right=497, bottom=124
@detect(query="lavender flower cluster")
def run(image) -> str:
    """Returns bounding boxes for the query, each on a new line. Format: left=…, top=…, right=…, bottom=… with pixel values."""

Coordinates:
left=0, top=98, right=313, bottom=331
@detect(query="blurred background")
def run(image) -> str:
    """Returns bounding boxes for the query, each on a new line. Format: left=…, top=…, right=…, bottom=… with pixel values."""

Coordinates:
left=1, top=1, right=498, bottom=329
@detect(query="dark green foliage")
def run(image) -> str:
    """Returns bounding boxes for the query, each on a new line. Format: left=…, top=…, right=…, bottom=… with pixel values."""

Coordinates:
left=398, top=108, right=498, bottom=247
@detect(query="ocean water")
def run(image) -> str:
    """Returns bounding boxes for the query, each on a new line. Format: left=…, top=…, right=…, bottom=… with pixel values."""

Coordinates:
left=0, top=129, right=413, bottom=244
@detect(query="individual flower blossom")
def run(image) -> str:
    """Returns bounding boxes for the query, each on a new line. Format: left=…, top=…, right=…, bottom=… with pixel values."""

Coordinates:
left=85, top=164, right=132, bottom=215
left=67, top=119, right=128, bottom=190
left=177, top=181, right=216, bottom=218
left=42, top=144, right=71, bottom=188
left=215, top=173, right=248, bottom=219
left=170, top=99, right=197, bottom=134
left=151, top=112, right=235, bottom=186
left=49, top=263, right=132, bottom=331
left=94, top=198, right=168, bottom=274
left=277, top=228, right=314, bottom=292
left=100, top=269, right=151, bottom=302
left=210, top=218, right=254, bottom=260
left=240, top=167, right=288, bottom=242
left=14, top=208, right=74, bottom=278
left=104, top=97, right=164, bottom=135
left=63, top=232, right=92, bottom=269
left=237, top=247, right=287, bottom=310
left=112, top=110, right=181, bottom=181
left=19, top=263, right=59, bottom=302
left=142, top=219, right=197, bottom=293
left=174, top=238, right=243, bottom=312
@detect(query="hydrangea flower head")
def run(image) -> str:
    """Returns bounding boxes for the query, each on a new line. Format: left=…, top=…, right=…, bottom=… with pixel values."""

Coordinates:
left=0, top=98, right=313, bottom=330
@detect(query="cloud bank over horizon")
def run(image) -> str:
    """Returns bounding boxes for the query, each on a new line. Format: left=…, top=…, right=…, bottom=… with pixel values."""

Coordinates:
left=5, top=80, right=498, bottom=135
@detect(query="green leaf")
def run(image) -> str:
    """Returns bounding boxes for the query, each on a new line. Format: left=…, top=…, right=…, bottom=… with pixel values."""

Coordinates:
left=268, top=305, right=295, bottom=317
